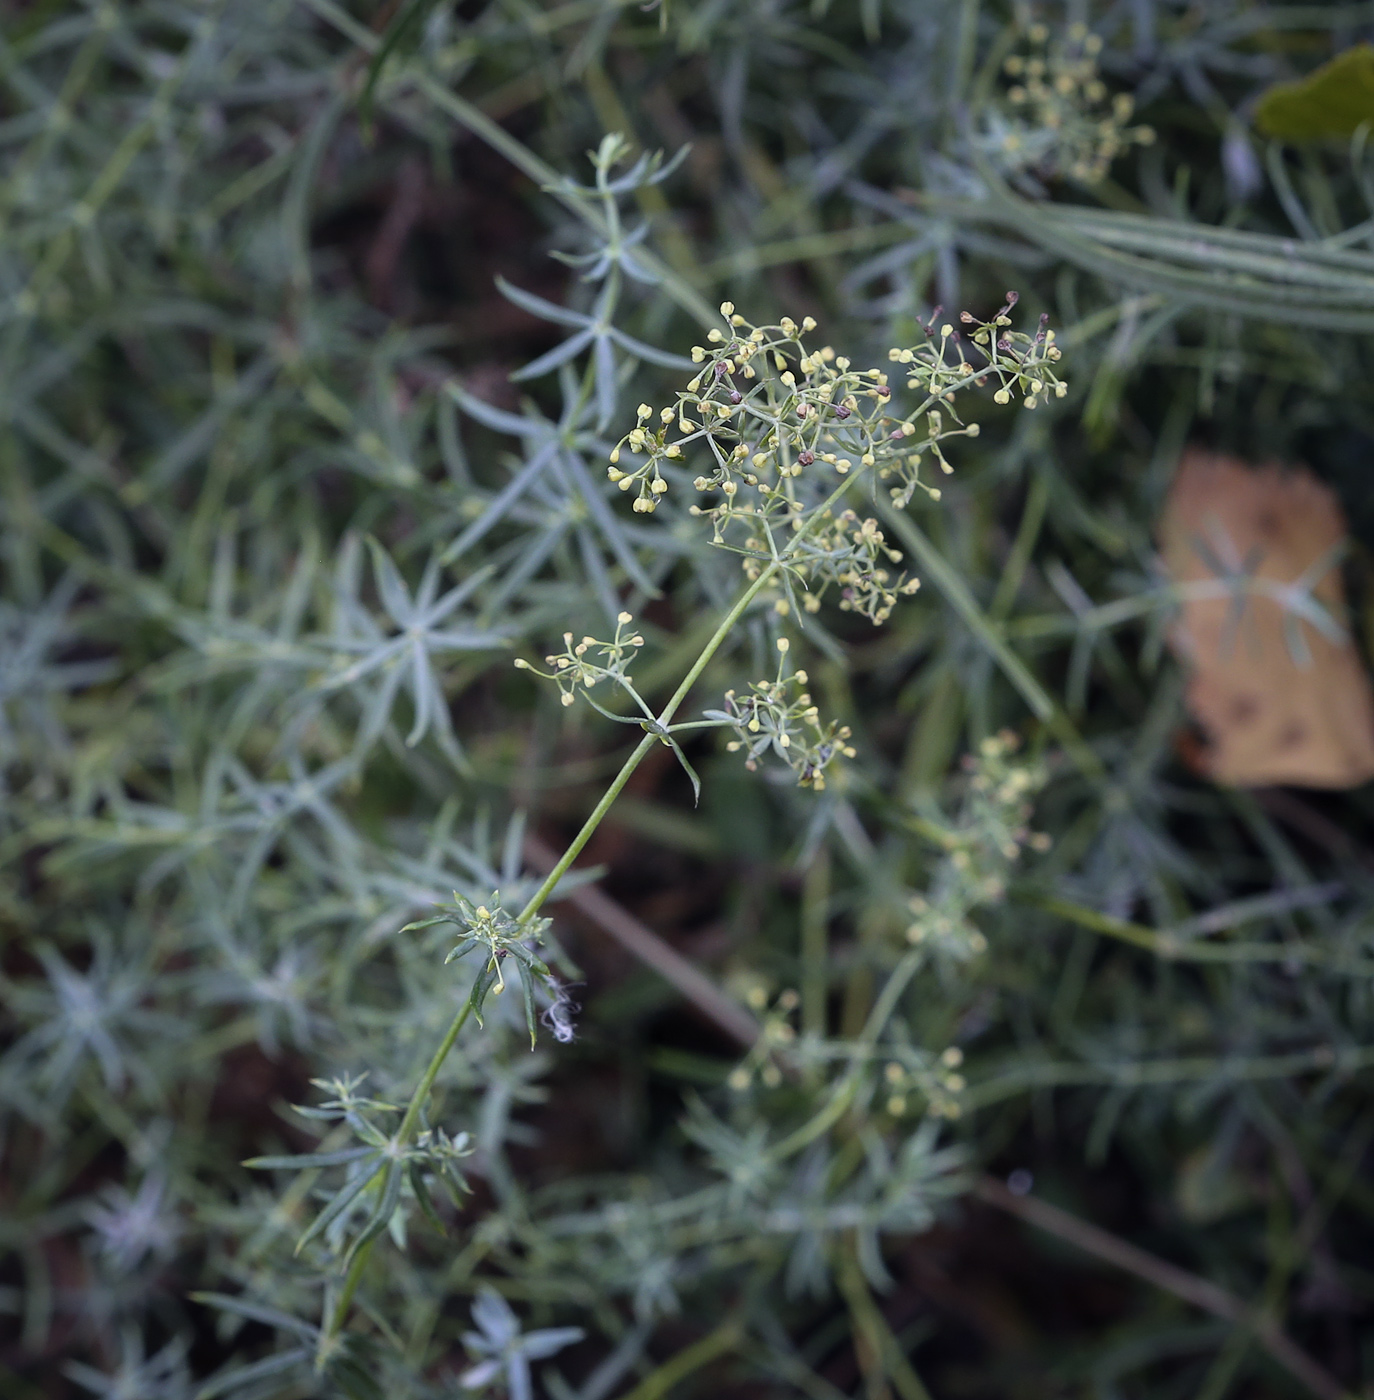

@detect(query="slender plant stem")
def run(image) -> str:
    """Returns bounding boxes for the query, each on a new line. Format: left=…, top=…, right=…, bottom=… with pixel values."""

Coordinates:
left=326, top=998, right=478, bottom=1339
left=656, top=568, right=777, bottom=725
left=395, top=999, right=476, bottom=1144
left=324, top=1239, right=376, bottom=1347
left=517, top=560, right=784, bottom=929
left=515, top=732, right=657, bottom=926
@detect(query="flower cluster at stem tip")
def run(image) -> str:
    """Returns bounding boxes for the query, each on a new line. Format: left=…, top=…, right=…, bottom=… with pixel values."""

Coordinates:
left=513, top=611, right=645, bottom=706
left=996, top=22, right=1155, bottom=184
left=608, top=294, right=1063, bottom=531
left=403, top=893, right=565, bottom=1046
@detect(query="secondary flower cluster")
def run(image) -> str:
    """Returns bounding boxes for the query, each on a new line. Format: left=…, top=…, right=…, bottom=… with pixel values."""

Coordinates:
left=513, top=611, right=644, bottom=706
left=993, top=22, right=1154, bottom=185
left=704, top=639, right=855, bottom=791
left=722, top=989, right=969, bottom=1121
left=905, top=731, right=1049, bottom=960
left=780, top=508, right=921, bottom=624
left=880, top=1047, right=968, bottom=1121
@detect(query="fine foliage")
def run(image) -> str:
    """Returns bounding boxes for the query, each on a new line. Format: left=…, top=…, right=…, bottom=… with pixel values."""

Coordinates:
left=5, top=3, right=1374, bottom=1399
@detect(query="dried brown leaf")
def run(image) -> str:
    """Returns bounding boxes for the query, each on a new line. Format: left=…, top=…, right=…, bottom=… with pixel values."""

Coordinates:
left=1159, top=448, right=1374, bottom=788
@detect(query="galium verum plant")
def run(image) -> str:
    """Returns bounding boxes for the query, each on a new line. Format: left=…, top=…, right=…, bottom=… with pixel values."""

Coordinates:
left=251, top=289, right=1065, bottom=1365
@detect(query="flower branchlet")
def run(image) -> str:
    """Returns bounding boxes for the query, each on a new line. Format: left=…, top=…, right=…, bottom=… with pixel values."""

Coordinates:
left=513, top=611, right=645, bottom=707
left=727, top=986, right=799, bottom=1091
left=784, top=509, right=921, bottom=623
left=991, top=22, right=1155, bottom=185
left=608, top=403, right=684, bottom=513
left=905, top=730, right=1049, bottom=961
left=705, top=639, right=855, bottom=791
left=879, top=1047, right=969, bottom=1122
left=721, top=986, right=968, bottom=1121
left=403, top=893, right=564, bottom=1047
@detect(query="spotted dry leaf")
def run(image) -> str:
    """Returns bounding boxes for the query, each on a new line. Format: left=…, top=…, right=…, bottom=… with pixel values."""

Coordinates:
left=1159, top=448, right=1374, bottom=788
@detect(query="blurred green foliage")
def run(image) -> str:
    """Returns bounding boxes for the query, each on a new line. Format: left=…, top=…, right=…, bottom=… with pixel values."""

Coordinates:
left=5, top=2, right=1374, bottom=1399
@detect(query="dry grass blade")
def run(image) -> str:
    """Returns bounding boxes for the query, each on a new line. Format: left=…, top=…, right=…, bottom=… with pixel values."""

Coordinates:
left=973, top=1177, right=1350, bottom=1400
left=523, top=834, right=762, bottom=1048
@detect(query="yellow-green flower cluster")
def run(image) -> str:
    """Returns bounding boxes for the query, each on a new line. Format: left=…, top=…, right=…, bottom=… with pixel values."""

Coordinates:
left=904, top=730, right=1050, bottom=961
left=721, top=1014, right=970, bottom=1122
left=607, top=298, right=1062, bottom=626
left=882, top=1048, right=967, bottom=1121
left=607, top=403, right=682, bottom=514
left=783, top=508, right=921, bottom=625
left=704, top=639, right=855, bottom=791
left=726, top=986, right=800, bottom=1091
left=998, top=22, right=1154, bottom=185
left=890, top=291, right=1066, bottom=431
left=609, top=302, right=915, bottom=533
left=513, top=611, right=644, bottom=706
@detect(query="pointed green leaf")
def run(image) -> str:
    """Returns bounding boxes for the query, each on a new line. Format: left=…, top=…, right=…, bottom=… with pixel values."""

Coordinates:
left=343, top=1159, right=404, bottom=1265
left=244, top=1147, right=374, bottom=1171
left=407, top=1162, right=447, bottom=1235
left=516, top=957, right=537, bottom=1049
left=295, top=1156, right=387, bottom=1253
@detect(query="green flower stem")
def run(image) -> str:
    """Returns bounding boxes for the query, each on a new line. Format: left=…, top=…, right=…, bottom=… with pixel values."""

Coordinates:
left=375, top=545, right=794, bottom=1311
left=517, top=558, right=784, bottom=930
left=515, top=730, right=660, bottom=927
left=324, top=1238, right=376, bottom=1349
left=395, top=999, right=476, bottom=1146
left=326, top=997, right=479, bottom=1340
